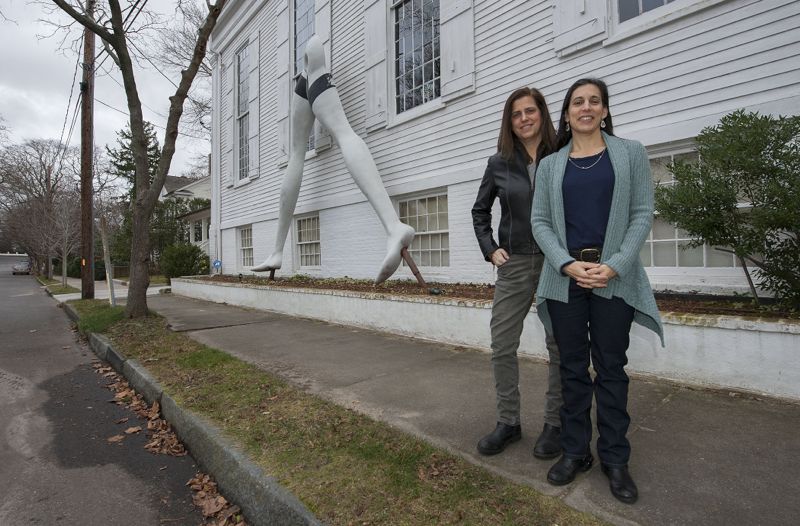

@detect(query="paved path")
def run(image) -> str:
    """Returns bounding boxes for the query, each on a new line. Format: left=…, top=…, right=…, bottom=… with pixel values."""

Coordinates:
left=0, top=265, right=204, bottom=525
left=144, top=293, right=800, bottom=526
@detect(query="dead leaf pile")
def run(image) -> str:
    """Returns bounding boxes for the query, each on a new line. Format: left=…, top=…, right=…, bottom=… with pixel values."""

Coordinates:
left=91, top=361, right=246, bottom=525
left=93, top=362, right=185, bottom=455
left=188, top=473, right=247, bottom=526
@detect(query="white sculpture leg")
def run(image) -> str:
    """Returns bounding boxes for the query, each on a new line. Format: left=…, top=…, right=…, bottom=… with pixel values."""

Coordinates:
left=252, top=90, right=315, bottom=272
left=305, top=36, right=414, bottom=284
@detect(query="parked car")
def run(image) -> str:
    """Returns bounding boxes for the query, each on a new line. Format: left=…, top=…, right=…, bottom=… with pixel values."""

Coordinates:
left=12, top=262, right=31, bottom=275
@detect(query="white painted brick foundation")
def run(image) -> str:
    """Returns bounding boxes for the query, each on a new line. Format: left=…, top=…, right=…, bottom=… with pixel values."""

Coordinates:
left=173, top=278, right=800, bottom=402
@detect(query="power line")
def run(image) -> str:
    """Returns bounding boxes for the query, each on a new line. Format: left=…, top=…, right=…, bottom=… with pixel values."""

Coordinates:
left=94, top=97, right=209, bottom=142
left=105, top=72, right=168, bottom=120
left=94, top=0, right=148, bottom=72
left=58, top=42, right=83, bottom=148
left=128, top=38, right=179, bottom=89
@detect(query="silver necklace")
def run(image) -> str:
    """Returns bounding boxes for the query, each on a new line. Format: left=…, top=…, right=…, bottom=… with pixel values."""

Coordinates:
left=568, top=148, right=606, bottom=170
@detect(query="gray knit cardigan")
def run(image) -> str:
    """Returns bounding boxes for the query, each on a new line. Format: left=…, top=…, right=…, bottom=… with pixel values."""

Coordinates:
left=531, top=132, right=664, bottom=345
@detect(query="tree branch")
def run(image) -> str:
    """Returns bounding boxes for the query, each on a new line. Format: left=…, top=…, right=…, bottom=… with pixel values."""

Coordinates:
left=49, top=0, right=114, bottom=42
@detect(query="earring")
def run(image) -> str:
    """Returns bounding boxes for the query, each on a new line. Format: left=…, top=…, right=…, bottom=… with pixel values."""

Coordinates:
left=565, top=122, right=570, bottom=132
left=601, top=120, right=606, bottom=129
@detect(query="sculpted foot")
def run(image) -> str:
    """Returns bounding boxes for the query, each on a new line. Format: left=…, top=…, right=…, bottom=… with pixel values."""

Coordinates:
left=252, top=252, right=283, bottom=272
left=375, top=223, right=415, bottom=284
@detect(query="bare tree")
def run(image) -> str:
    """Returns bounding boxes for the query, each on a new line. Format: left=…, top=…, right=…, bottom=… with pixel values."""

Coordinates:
left=0, top=139, right=79, bottom=275
left=0, top=139, right=77, bottom=210
left=49, top=0, right=228, bottom=317
left=151, top=0, right=212, bottom=138
left=51, top=189, right=82, bottom=285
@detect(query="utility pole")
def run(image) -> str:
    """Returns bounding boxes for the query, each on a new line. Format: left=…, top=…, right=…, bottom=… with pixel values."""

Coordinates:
left=80, top=0, right=95, bottom=299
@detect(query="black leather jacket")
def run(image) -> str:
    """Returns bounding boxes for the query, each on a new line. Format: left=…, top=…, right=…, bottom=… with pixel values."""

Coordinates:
left=472, top=146, right=541, bottom=261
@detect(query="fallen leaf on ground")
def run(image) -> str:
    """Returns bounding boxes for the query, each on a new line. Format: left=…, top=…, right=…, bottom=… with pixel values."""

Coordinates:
left=107, top=434, right=125, bottom=443
left=124, top=426, right=142, bottom=434
left=115, top=417, right=129, bottom=424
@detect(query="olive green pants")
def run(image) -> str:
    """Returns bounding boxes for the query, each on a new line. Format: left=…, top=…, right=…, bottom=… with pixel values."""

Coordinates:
left=490, top=253, right=562, bottom=427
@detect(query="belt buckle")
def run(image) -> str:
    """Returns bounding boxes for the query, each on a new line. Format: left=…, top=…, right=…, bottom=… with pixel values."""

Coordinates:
left=580, top=248, right=600, bottom=263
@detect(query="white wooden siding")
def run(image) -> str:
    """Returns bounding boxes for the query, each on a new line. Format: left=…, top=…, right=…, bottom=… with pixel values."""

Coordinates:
left=213, top=0, right=800, bottom=285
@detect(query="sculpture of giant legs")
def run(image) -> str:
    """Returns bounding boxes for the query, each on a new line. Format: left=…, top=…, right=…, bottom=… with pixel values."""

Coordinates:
left=253, top=35, right=414, bottom=284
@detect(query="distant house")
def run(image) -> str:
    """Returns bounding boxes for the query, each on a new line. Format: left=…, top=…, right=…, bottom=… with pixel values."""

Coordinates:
left=159, top=176, right=201, bottom=201
left=207, top=0, right=800, bottom=293
left=164, top=176, right=212, bottom=259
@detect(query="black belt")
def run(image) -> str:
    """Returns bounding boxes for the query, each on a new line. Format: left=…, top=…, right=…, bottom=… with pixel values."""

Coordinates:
left=569, top=247, right=602, bottom=263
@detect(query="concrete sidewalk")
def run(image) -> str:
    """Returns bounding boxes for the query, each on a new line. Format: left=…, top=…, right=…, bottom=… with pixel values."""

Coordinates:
left=50, top=277, right=169, bottom=303
left=143, top=293, right=799, bottom=526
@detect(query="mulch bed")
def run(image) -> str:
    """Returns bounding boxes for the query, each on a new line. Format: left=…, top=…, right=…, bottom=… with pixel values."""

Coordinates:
left=193, top=274, right=797, bottom=320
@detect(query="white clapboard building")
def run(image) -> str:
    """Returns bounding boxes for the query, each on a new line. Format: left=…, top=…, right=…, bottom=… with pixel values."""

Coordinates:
left=208, top=0, right=800, bottom=293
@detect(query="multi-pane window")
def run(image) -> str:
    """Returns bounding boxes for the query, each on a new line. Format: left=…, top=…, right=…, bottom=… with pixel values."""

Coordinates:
left=239, top=226, right=253, bottom=267
left=294, top=0, right=315, bottom=150
left=394, top=0, right=441, bottom=114
left=294, top=0, right=315, bottom=76
left=641, top=153, right=736, bottom=268
left=193, top=220, right=203, bottom=243
left=399, top=194, right=449, bottom=267
left=296, top=215, right=321, bottom=267
left=236, top=45, right=250, bottom=180
left=618, top=0, right=677, bottom=23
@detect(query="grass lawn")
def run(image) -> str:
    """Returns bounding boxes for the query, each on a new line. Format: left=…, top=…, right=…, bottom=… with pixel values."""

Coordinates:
left=69, top=299, right=606, bottom=526
left=37, top=276, right=80, bottom=295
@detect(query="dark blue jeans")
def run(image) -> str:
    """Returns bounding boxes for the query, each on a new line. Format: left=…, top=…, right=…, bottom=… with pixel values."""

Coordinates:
left=547, top=282, right=635, bottom=466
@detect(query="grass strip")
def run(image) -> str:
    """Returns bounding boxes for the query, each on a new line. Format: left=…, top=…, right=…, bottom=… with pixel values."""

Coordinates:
left=70, top=299, right=126, bottom=334
left=47, top=284, right=80, bottom=294
left=38, top=276, right=80, bottom=294
left=73, top=300, right=606, bottom=526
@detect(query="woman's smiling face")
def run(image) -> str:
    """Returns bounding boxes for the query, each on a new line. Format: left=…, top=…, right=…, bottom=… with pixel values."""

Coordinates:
left=510, top=95, right=541, bottom=142
left=566, top=83, right=608, bottom=135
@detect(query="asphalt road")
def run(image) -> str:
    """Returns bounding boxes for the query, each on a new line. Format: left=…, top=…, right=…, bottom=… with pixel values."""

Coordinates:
left=0, top=258, right=205, bottom=525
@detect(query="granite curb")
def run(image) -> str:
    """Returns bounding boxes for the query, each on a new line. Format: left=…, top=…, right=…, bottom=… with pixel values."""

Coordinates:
left=60, top=302, right=322, bottom=526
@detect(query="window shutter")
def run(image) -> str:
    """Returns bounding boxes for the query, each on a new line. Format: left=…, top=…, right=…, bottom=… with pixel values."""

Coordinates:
left=363, top=0, right=387, bottom=131
left=440, top=0, right=475, bottom=101
left=248, top=32, right=260, bottom=179
left=552, top=1, right=607, bottom=56
left=225, top=62, right=235, bottom=187
left=276, top=0, right=291, bottom=166
left=313, top=0, right=332, bottom=150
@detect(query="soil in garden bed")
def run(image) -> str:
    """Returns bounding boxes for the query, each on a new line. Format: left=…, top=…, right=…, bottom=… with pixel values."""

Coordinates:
left=195, top=274, right=797, bottom=320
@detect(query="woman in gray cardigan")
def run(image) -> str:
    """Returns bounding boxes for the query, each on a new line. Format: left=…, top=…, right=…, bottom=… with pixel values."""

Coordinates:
left=531, top=78, right=664, bottom=504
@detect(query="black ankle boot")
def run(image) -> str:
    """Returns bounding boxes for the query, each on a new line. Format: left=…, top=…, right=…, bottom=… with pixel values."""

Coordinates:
left=547, top=453, right=594, bottom=485
left=532, top=423, right=561, bottom=459
left=477, top=422, right=521, bottom=455
left=602, top=464, right=638, bottom=504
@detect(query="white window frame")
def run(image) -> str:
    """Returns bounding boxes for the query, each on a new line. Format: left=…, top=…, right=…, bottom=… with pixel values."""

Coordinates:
left=397, top=190, right=449, bottom=268
left=193, top=220, right=204, bottom=243
left=293, top=0, right=316, bottom=154
left=235, top=44, right=250, bottom=183
left=390, top=0, right=442, bottom=118
left=642, top=145, right=756, bottom=293
left=386, top=0, right=446, bottom=128
left=605, top=0, right=729, bottom=45
left=238, top=226, right=253, bottom=268
left=294, top=214, right=321, bottom=269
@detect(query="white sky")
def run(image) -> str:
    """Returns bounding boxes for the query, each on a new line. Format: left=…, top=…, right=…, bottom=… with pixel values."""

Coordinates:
left=0, top=0, right=209, bottom=177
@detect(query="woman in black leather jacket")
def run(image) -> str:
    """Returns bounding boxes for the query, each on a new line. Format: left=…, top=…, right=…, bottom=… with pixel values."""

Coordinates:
left=471, top=86, right=562, bottom=459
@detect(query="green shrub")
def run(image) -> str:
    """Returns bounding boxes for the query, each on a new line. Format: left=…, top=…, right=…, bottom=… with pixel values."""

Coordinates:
left=160, top=244, right=209, bottom=284
left=655, top=110, right=800, bottom=309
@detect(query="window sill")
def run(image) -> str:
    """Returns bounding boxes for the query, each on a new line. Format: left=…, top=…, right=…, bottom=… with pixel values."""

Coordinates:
left=604, top=0, right=728, bottom=47
left=385, top=99, right=445, bottom=131
left=233, top=177, right=252, bottom=189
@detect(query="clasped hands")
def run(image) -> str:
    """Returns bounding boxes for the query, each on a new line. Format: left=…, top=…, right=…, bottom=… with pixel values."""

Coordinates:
left=564, top=261, right=617, bottom=288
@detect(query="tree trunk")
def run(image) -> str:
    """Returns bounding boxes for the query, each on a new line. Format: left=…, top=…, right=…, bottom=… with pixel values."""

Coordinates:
left=61, top=241, right=68, bottom=287
left=99, top=215, right=116, bottom=307
left=125, top=205, right=151, bottom=317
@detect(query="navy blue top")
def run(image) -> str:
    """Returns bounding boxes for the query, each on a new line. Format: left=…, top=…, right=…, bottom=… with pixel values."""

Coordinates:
left=562, top=149, right=614, bottom=251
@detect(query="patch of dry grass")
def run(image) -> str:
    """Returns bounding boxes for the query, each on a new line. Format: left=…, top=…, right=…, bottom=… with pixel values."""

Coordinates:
left=75, top=301, right=605, bottom=526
